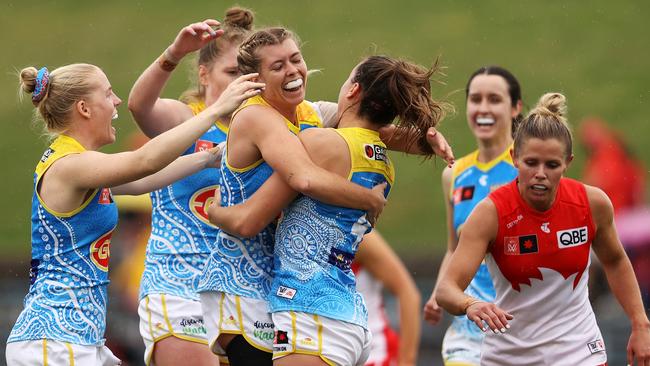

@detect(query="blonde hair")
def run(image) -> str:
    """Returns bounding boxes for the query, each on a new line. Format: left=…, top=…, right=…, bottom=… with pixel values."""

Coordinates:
left=513, top=92, right=572, bottom=158
left=237, top=27, right=300, bottom=75
left=181, top=7, right=255, bottom=104
left=19, top=63, right=101, bottom=134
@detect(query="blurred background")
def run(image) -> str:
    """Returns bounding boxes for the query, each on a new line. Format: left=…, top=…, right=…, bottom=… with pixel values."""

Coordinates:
left=1, top=0, right=649, bottom=364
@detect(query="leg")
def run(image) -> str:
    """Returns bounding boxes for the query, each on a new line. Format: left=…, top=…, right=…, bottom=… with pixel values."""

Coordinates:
left=274, top=354, right=329, bottom=366
left=152, top=337, right=219, bottom=366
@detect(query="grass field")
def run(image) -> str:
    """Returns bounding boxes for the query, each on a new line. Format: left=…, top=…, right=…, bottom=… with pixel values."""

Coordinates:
left=1, top=0, right=649, bottom=261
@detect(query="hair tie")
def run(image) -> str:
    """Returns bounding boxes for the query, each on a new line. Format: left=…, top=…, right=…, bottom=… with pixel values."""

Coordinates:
left=32, top=67, right=50, bottom=104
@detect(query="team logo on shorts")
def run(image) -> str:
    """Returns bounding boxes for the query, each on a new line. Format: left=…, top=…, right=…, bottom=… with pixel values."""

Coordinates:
left=90, top=229, right=113, bottom=271
left=587, top=339, right=605, bottom=354
left=274, top=330, right=289, bottom=345
left=363, top=144, right=388, bottom=163
left=504, top=235, right=538, bottom=255
left=189, top=185, right=219, bottom=227
left=194, top=139, right=215, bottom=152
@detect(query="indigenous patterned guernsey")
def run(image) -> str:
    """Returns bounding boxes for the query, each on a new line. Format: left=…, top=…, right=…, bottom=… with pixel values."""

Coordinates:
left=8, top=135, right=118, bottom=345
left=446, top=148, right=517, bottom=346
left=269, top=127, right=395, bottom=329
left=139, top=102, right=227, bottom=301
left=197, top=95, right=323, bottom=299
left=483, top=178, right=606, bottom=366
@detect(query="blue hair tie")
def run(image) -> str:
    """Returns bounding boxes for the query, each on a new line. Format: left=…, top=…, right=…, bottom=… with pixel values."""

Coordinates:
left=32, top=67, right=50, bottom=104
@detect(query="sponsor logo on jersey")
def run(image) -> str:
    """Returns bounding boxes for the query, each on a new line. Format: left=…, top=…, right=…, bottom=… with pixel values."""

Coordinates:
left=40, top=148, right=54, bottom=163
left=189, top=185, right=219, bottom=227
left=557, top=226, right=588, bottom=248
left=587, top=339, right=605, bottom=354
left=541, top=222, right=550, bottom=233
left=90, top=229, right=113, bottom=271
left=328, top=248, right=354, bottom=270
left=504, top=234, right=538, bottom=255
left=98, top=188, right=113, bottom=204
left=506, top=214, right=524, bottom=229
left=452, top=186, right=475, bottom=204
left=194, top=139, right=215, bottom=152
left=276, top=285, right=297, bottom=299
left=363, top=144, right=388, bottom=163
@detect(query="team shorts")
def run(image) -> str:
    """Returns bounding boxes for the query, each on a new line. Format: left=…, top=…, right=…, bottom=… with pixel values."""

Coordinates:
left=6, top=339, right=120, bottom=366
left=139, top=293, right=222, bottom=365
left=271, top=311, right=371, bottom=366
left=441, top=324, right=481, bottom=366
left=200, top=291, right=274, bottom=355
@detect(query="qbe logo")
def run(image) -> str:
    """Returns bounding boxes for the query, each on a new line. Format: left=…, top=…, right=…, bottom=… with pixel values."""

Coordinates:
left=556, top=226, right=588, bottom=249
left=363, top=144, right=388, bottom=164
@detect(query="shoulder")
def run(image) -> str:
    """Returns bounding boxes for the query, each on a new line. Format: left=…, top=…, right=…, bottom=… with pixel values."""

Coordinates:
left=232, top=105, right=285, bottom=130
left=584, top=184, right=614, bottom=226
left=299, top=128, right=344, bottom=154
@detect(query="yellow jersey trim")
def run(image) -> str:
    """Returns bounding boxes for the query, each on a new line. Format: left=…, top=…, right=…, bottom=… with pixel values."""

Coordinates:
left=187, top=101, right=228, bottom=132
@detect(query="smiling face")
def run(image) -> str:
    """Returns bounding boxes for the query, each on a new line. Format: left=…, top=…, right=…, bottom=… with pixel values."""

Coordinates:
left=200, top=42, right=241, bottom=107
left=512, top=137, right=573, bottom=211
left=466, top=74, right=520, bottom=143
left=257, top=39, right=307, bottom=120
left=85, top=69, right=122, bottom=146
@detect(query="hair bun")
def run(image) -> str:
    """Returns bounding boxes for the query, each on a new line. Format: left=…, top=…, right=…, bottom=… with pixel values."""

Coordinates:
left=20, top=67, right=39, bottom=94
left=533, top=92, right=567, bottom=120
left=224, top=7, right=254, bottom=30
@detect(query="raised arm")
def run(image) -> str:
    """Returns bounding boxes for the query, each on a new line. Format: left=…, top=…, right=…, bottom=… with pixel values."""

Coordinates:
left=59, top=74, right=262, bottom=190
left=128, top=19, right=222, bottom=136
left=112, top=145, right=222, bottom=196
left=435, top=198, right=512, bottom=333
left=424, top=166, right=456, bottom=325
left=356, top=231, right=421, bottom=366
left=588, top=185, right=650, bottom=365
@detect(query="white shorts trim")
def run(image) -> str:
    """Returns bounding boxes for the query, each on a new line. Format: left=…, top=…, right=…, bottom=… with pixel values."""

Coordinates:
left=138, top=293, right=211, bottom=365
left=441, top=324, right=482, bottom=366
left=200, top=292, right=273, bottom=355
left=6, top=339, right=120, bottom=366
left=271, top=311, right=371, bottom=366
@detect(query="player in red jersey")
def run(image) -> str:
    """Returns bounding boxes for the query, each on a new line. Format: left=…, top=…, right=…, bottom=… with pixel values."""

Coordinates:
left=436, top=93, right=650, bottom=366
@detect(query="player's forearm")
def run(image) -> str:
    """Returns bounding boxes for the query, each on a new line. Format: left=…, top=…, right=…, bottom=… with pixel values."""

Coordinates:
left=397, top=289, right=421, bottom=365
left=604, top=256, right=650, bottom=328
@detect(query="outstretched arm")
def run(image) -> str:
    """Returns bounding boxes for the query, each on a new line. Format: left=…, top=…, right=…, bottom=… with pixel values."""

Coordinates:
left=112, top=145, right=222, bottom=196
left=588, top=185, right=650, bottom=365
left=128, top=19, right=223, bottom=136
left=435, top=198, right=513, bottom=333
left=356, top=231, right=421, bottom=366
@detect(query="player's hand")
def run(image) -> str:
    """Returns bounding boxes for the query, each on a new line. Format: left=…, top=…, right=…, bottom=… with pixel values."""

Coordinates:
left=426, top=127, right=454, bottom=167
left=367, top=182, right=388, bottom=226
left=423, top=291, right=444, bottom=325
left=167, top=19, right=224, bottom=61
left=466, top=301, right=513, bottom=334
left=627, top=324, right=650, bottom=366
left=211, top=73, right=265, bottom=118
left=205, top=142, right=225, bottom=168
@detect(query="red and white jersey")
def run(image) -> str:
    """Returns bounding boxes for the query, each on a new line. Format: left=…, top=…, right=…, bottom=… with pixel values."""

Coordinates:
left=482, top=178, right=607, bottom=366
left=352, top=262, right=399, bottom=366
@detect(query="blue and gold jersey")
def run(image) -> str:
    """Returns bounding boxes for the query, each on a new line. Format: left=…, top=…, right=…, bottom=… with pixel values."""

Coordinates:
left=449, top=147, right=516, bottom=340
left=8, top=135, right=118, bottom=345
left=139, top=102, right=228, bottom=301
left=269, top=127, right=394, bottom=329
left=197, top=96, right=323, bottom=300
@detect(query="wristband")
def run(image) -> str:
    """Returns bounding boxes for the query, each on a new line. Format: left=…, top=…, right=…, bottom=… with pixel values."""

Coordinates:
left=158, top=48, right=180, bottom=72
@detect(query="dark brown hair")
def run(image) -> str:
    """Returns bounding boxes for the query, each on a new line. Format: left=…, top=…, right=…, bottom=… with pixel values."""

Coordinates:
left=352, top=56, right=450, bottom=156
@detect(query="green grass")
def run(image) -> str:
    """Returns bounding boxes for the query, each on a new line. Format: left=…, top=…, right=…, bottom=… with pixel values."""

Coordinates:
left=2, top=0, right=650, bottom=260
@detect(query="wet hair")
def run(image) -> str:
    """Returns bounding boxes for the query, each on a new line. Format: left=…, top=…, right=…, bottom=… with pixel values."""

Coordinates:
left=19, top=63, right=101, bottom=134
left=513, top=92, right=572, bottom=158
left=466, top=66, right=523, bottom=136
left=181, top=7, right=254, bottom=103
left=352, top=56, right=450, bottom=156
left=237, top=27, right=300, bottom=75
